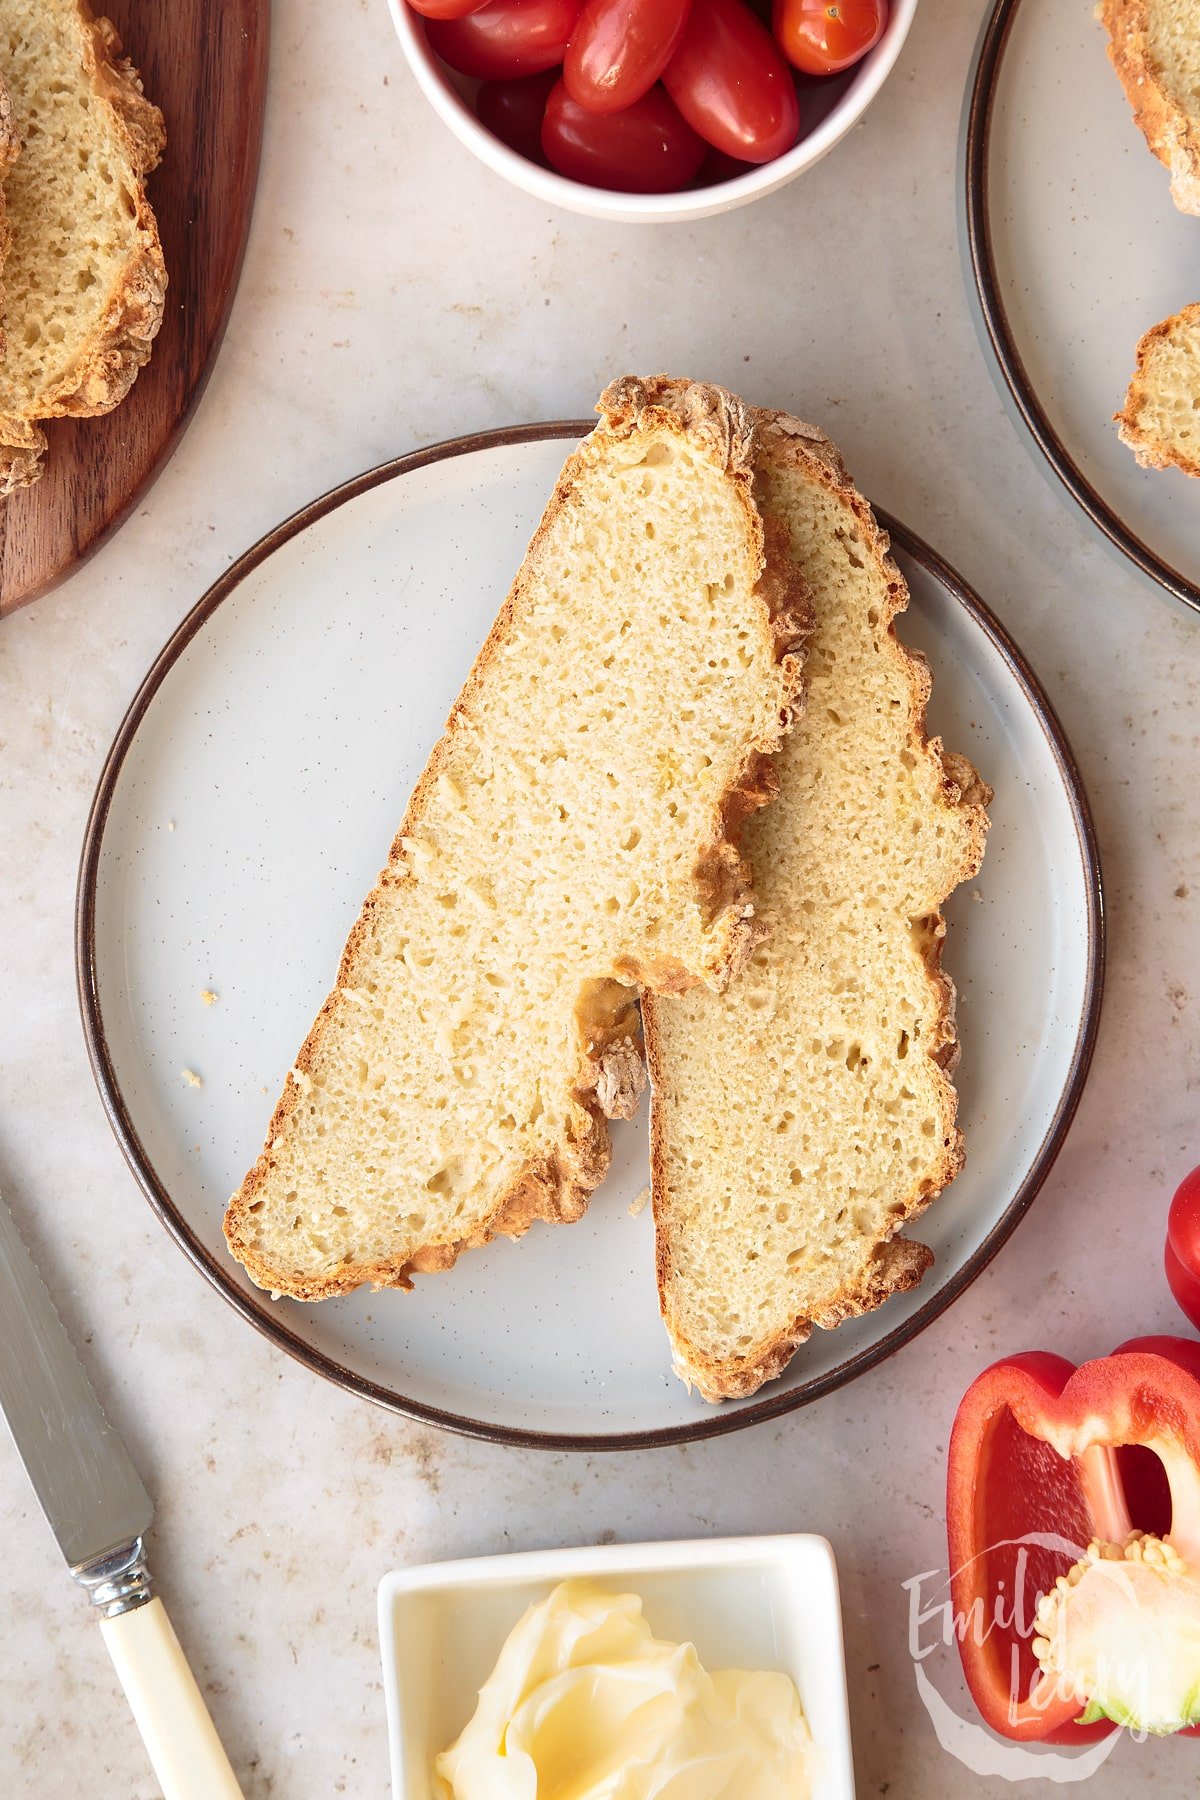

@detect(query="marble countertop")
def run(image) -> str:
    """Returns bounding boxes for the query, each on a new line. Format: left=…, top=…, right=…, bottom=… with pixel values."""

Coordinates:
left=3, top=0, right=1199, bottom=1793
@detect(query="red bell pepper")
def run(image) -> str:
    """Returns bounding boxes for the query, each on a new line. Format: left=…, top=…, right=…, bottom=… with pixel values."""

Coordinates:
left=947, top=1340, right=1200, bottom=1742
left=1166, top=1164, right=1200, bottom=1333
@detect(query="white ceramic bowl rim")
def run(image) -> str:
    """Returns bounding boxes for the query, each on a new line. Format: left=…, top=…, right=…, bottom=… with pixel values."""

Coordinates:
left=389, top=0, right=920, bottom=221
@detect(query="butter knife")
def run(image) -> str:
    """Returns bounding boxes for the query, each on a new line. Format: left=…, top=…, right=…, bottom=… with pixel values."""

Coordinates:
left=0, top=1191, right=242, bottom=1798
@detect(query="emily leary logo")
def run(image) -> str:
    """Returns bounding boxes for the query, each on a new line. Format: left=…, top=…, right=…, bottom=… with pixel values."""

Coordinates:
left=902, top=1531, right=1150, bottom=1783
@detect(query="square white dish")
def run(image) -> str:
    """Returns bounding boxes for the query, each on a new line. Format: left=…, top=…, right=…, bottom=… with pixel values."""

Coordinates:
left=378, top=1533, right=854, bottom=1799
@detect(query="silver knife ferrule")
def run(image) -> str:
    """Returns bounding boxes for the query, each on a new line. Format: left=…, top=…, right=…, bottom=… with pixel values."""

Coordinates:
left=73, top=1536, right=153, bottom=1618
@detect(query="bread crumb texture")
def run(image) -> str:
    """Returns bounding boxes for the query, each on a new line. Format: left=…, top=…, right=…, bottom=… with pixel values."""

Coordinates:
left=0, top=0, right=166, bottom=491
left=1099, top=0, right=1200, bottom=214
left=1116, top=301, right=1200, bottom=475
left=225, top=379, right=808, bottom=1301
left=644, top=413, right=990, bottom=1401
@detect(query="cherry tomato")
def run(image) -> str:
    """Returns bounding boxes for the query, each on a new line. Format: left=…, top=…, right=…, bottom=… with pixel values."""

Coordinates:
left=699, top=145, right=757, bottom=183
left=1166, top=1163, right=1200, bottom=1332
left=772, top=0, right=887, bottom=76
left=663, top=0, right=800, bottom=164
left=425, top=0, right=582, bottom=80
left=541, top=79, right=705, bottom=191
left=406, top=0, right=491, bottom=21
left=563, top=0, right=692, bottom=114
left=475, top=71, right=559, bottom=160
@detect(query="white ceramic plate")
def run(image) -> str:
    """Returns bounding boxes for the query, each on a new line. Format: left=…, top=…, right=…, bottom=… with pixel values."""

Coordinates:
left=964, top=0, right=1200, bottom=615
left=78, top=426, right=1102, bottom=1447
left=378, top=1535, right=853, bottom=1800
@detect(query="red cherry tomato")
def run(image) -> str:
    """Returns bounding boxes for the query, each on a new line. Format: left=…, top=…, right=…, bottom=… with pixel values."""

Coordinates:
left=475, top=71, right=559, bottom=160
left=1166, top=1163, right=1200, bottom=1332
left=564, top=0, right=692, bottom=114
left=406, top=0, right=491, bottom=21
left=772, top=0, right=887, bottom=76
left=663, top=0, right=800, bottom=164
left=541, top=79, right=705, bottom=191
left=425, top=0, right=582, bottom=79
left=699, top=144, right=757, bottom=183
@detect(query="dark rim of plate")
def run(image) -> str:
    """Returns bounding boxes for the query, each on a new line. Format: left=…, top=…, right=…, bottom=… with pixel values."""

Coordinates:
left=76, top=422, right=1106, bottom=1452
left=963, top=0, right=1200, bottom=619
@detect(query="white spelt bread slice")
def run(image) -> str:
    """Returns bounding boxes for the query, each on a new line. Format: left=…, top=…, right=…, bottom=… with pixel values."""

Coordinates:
left=0, top=71, right=18, bottom=360
left=1115, top=301, right=1200, bottom=474
left=643, top=413, right=991, bottom=1402
left=224, top=377, right=811, bottom=1302
left=1098, top=0, right=1200, bottom=214
left=0, top=0, right=166, bottom=494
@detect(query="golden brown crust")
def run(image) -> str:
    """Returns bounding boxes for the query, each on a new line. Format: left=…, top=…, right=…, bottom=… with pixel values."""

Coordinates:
left=0, top=421, right=47, bottom=497
left=0, top=71, right=18, bottom=364
left=225, top=378, right=809, bottom=1302
left=1114, top=301, right=1200, bottom=476
left=0, top=74, right=17, bottom=175
left=1098, top=0, right=1200, bottom=215
left=677, top=1241, right=937, bottom=1404
left=0, top=4, right=167, bottom=490
left=646, top=407, right=991, bottom=1403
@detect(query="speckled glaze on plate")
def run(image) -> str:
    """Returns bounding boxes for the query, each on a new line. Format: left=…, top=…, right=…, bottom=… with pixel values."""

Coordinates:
left=964, top=0, right=1200, bottom=616
left=77, top=425, right=1103, bottom=1449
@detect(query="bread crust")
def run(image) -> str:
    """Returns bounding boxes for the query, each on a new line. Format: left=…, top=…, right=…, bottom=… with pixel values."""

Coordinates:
left=1114, top=301, right=1200, bottom=476
left=0, top=71, right=20, bottom=364
left=644, top=409, right=991, bottom=1403
left=0, top=3, right=167, bottom=493
left=224, top=378, right=811, bottom=1301
left=1098, top=0, right=1200, bottom=215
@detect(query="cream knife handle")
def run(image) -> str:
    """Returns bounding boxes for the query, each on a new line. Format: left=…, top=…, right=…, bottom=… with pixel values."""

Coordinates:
left=99, top=1598, right=244, bottom=1800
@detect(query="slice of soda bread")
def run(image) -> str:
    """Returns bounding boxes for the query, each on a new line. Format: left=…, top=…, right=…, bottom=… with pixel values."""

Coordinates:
left=1115, top=301, right=1200, bottom=475
left=1098, top=0, right=1200, bottom=215
left=643, top=412, right=991, bottom=1402
left=225, top=377, right=811, bottom=1301
left=0, top=0, right=166, bottom=494
left=0, top=71, right=19, bottom=358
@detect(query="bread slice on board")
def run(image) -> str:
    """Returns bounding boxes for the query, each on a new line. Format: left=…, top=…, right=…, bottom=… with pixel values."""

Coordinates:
left=1115, top=301, right=1200, bottom=474
left=0, top=0, right=166, bottom=494
left=1098, top=0, right=1200, bottom=215
left=225, top=377, right=811, bottom=1302
left=0, top=73, right=19, bottom=361
left=643, top=413, right=991, bottom=1402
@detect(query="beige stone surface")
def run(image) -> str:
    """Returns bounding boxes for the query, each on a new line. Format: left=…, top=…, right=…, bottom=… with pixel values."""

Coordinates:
left=1, top=0, right=1198, bottom=1793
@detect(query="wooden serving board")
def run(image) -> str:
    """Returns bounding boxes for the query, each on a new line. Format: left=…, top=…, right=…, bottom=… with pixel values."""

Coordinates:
left=0, top=0, right=269, bottom=617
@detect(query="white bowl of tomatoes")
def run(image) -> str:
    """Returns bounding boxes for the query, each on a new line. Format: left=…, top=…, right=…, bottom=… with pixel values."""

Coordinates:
left=390, top=0, right=917, bottom=222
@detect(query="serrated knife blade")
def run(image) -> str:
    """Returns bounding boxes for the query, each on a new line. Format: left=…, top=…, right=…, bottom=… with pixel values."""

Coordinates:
left=0, top=1191, right=242, bottom=1799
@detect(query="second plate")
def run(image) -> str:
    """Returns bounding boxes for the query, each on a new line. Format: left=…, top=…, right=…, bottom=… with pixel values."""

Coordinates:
left=964, top=0, right=1200, bottom=615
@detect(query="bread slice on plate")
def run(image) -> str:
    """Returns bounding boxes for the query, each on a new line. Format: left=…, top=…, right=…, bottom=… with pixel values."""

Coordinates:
left=1098, top=0, right=1200, bottom=215
left=0, top=0, right=166, bottom=495
left=643, top=413, right=991, bottom=1403
left=1115, top=301, right=1200, bottom=475
left=225, top=377, right=811, bottom=1302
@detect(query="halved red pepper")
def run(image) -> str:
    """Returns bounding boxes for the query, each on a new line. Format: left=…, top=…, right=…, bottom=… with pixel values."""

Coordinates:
left=947, top=1339, right=1200, bottom=1742
left=1166, top=1165, right=1200, bottom=1333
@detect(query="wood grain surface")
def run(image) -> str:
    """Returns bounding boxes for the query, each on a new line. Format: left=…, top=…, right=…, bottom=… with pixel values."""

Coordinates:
left=0, top=0, right=269, bottom=617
